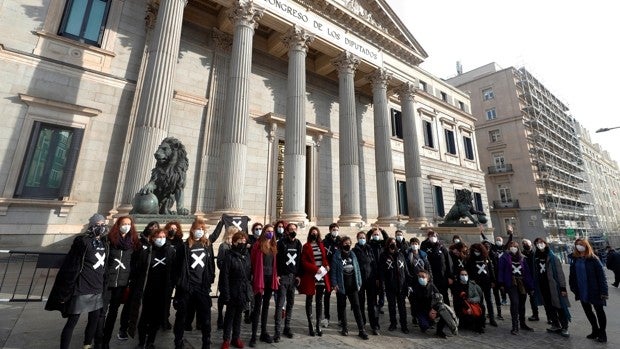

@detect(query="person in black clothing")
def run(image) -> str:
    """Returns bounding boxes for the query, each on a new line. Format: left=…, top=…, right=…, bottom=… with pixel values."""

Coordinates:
left=412, top=270, right=446, bottom=337
left=173, top=218, right=216, bottom=349
left=46, top=213, right=109, bottom=349
left=466, top=243, right=497, bottom=327
left=450, top=242, right=468, bottom=281
left=353, top=231, right=379, bottom=335
left=405, top=237, right=431, bottom=325
left=420, top=230, right=453, bottom=306
left=452, top=269, right=486, bottom=333
left=330, top=236, right=369, bottom=340
left=163, top=221, right=184, bottom=331
left=379, top=237, right=410, bottom=333
left=521, top=239, right=541, bottom=322
left=242, top=222, right=263, bottom=325
left=481, top=227, right=513, bottom=307
left=366, top=227, right=388, bottom=315
left=321, top=222, right=341, bottom=327
left=219, top=231, right=252, bottom=349
left=133, top=229, right=176, bottom=348
left=100, top=216, right=142, bottom=348
left=605, top=246, right=620, bottom=288
left=395, top=230, right=409, bottom=255
left=216, top=227, right=237, bottom=330
left=274, top=223, right=302, bottom=341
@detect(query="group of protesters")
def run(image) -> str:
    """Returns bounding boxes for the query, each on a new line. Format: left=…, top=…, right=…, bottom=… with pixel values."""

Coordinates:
left=46, top=214, right=610, bottom=349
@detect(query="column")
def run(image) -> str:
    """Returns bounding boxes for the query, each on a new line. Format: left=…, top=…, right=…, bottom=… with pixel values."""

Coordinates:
left=281, top=25, right=314, bottom=223
left=332, top=52, right=362, bottom=224
left=398, top=82, right=428, bottom=227
left=214, top=1, right=263, bottom=214
left=121, top=0, right=188, bottom=208
left=368, top=68, right=398, bottom=225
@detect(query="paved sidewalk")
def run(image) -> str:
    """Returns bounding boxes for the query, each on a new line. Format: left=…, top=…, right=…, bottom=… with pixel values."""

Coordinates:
left=1, top=265, right=617, bottom=348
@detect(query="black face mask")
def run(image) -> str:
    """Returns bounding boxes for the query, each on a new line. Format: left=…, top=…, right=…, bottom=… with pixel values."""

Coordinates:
left=288, top=231, right=297, bottom=239
left=233, top=243, right=246, bottom=252
left=90, top=225, right=106, bottom=237
left=168, top=229, right=176, bottom=238
left=389, top=244, right=397, bottom=251
left=523, top=245, right=531, bottom=251
left=309, top=234, right=317, bottom=242
left=342, top=245, right=351, bottom=252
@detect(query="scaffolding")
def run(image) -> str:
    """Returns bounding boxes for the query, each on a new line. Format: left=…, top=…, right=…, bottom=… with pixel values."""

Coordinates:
left=516, top=67, right=594, bottom=240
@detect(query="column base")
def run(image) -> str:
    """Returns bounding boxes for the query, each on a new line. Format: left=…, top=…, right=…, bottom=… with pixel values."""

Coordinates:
left=374, top=216, right=399, bottom=226
left=112, top=204, right=132, bottom=217
left=338, top=214, right=363, bottom=226
left=279, top=212, right=308, bottom=225
left=406, top=217, right=429, bottom=230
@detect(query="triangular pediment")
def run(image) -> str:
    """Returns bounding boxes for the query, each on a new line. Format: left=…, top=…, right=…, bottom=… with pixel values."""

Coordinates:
left=330, top=0, right=428, bottom=62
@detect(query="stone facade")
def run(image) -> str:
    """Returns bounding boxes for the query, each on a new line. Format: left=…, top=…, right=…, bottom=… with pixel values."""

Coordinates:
left=0, top=0, right=489, bottom=247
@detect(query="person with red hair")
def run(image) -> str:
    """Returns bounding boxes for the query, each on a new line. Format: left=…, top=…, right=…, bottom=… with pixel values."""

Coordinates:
left=100, top=216, right=142, bottom=347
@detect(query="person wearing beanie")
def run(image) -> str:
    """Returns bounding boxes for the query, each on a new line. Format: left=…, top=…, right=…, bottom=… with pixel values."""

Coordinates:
left=46, top=213, right=109, bottom=349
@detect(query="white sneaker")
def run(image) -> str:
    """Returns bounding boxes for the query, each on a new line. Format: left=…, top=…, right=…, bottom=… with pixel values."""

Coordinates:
left=321, top=318, right=329, bottom=328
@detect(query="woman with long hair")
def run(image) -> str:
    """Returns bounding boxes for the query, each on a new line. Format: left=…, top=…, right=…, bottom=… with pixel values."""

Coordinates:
left=216, top=226, right=238, bottom=330
left=569, top=238, right=608, bottom=342
left=498, top=240, right=534, bottom=335
left=298, top=226, right=331, bottom=336
left=173, top=218, right=216, bottom=349
left=100, top=216, right=141, bottom=347
left=162, top=221, right=184, bottom=330
left=249, top=224, right=279, bottom=347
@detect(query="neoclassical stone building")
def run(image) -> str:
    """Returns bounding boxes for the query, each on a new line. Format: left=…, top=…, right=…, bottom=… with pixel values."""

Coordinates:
left=0, top=0, right=489, bottom=246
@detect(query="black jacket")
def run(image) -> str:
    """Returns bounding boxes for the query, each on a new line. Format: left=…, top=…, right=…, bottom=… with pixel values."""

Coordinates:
left=420, top=240, right=452, bottom=288
left=104, top=240, right=139, bottom=289
left=176, top=241, right=215, bottom=293
left=354, top=243, right=377, bottom=283
left=276, top=238, right=302, bottom=276
left=219, top=247, right=252, bottom=309
left=379, top=250, right=409, bottom=293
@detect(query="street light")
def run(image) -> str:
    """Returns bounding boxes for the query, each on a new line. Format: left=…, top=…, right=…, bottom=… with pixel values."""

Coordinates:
left=595, top=126, right=620, bottom=133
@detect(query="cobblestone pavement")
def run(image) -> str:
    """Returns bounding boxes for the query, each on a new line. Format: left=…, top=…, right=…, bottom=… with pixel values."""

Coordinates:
left=1, top=265, right=617, bottom=348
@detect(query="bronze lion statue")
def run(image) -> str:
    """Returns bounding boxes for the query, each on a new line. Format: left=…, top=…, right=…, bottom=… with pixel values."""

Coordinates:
left=136, top=137, right=189, bottom=215
left=443, top=189, right=487, bottom=225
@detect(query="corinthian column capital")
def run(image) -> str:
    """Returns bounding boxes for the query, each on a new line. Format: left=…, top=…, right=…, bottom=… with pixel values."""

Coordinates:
left=398, top=81, right=417, bottom=101
left=212, top=28, right=233, bottom=52
left=228, top=0, right=264, bottom=29
left=332, top=51, right=360, bottom=75
left=282, top=25, right=315, bottom=52
left=368, top=68, right=392, bottom=91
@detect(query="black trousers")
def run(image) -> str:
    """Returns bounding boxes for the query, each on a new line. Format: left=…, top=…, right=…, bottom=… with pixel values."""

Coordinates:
left=581, top=301, right=606, bottom=332
left=336, top=291, right=364, bottom=332
left=102, top=286, right=132, bottom=343
left=173, top=288, right=212, bottom=347
left=60, top=309, right=101, bottom=349
left=481, top=284, right=495, bottom=319
left=305, top=285, right=325, bottom=326
left=507, top=286, right=527, bottom=329
left=386, top=287, right=407, bottom=329
left=251, top=286, right=274, bottom=337
left=222, top=302, right=243, bottom=342
left=358, top=281, right=378, bottom=329
left=137, top=290, right=167, bottom=345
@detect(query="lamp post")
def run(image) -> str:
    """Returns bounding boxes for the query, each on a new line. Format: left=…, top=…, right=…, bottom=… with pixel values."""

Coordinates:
left=595, top=126, right=620, bottom=133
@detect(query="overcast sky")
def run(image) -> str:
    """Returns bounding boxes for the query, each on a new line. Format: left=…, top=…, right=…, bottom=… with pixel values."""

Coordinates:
left=385, top=0, right=620, bottom=164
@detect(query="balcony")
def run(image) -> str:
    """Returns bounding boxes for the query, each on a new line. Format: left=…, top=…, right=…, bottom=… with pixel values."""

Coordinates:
left=493, top=200, right=520, bottom=209
left=488, top=164, right=513, bottom=175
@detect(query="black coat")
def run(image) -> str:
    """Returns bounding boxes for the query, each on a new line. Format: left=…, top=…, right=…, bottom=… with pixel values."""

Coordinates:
left=176, top=241, right=215, bottom=293
left=379, top=250, right=409, bottom=293
left=420, top=240, right=452, bottom=289
left=45, top=234, right=109, bottom=317
left=353, top=243, right=377, bottom=283
left=219, top=248, right=252, bottom=309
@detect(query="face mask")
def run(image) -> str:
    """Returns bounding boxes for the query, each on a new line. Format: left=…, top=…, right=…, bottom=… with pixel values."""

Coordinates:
left=120, top=224, right=131, bottom=234
left=331, top=230, right=339, bottom=237
left=473, top=251, right=481, bottom=257
left=288, top=231, right=297, bottom=239
left=454, top=239, right=460, bottom=244
left=412, top=244, right=420, bottom=251
left=254, top=229, right=262, bottom=237
left=575, top=245, right=586, bottom=252
left=233, top=243, right=246, bottom=252
left=460, top=275, right=469, bottom=283
left=389, top=244, right=397, bottom=250
left=536, top=243, right=546, bottom=251
left=496, top=241, right=502, bottom=246
left=342, top=245, right=351, bottom=252
left=154, top=237, right=166, bottom=247
left=396, top=236, right=403, bottom=242
left=509, top=247, right=518, bottom=254
left=309, top=234, right=317, bottom=242
left=523, top=244, right=531, bottom=251
left=92, top=225, right=106, bottom=237
left=265, top=232, right=274, bottom=239
left=429, top=236, right=438, bottom=244
left=372, top=235, right=381, bottom=241
left=168, top=229, right=176, bottom=237
left=418, top=277, right=428, bottom=286
left=194, top=229, right=204, bottom=240
left=358, top=238, right=366, bottom=246
left=277, top=227, right=284, bottom=235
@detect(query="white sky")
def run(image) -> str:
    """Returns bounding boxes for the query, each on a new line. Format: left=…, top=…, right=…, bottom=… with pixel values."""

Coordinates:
left=385, top=0, right=620, bottom=164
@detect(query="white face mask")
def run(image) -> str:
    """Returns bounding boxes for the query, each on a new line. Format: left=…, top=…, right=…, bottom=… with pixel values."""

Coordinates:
left=412, top=244, right=420, bottom=251
left=429, top=236, right=438, bottom=244
left=473, top=251, right=481, bottom=257
left=396, top=236, right=403, bottom=242
left=372, top=235, right=381, bottom=241
left=254, top=229, right=262, bottom=237
left=277, top=227, right=284, bottom=234
left=331, top=230, right=339, bottom=237
left=418, top=277, right=428, bottom=286
left=536, top=243, right=546, bottom=251
left=194, top=229, right=204, bottom=240
left=509, top=247, right=518, bottom=254
left=154, top=237, right=166, bottom=247
left=575, top=245, right=586, bottom=252
left=460, top=275, right=469, bottom=283
left=120, top=224, right=131, bottom=234
left=496, top=240, right=502, bottom=246
left=454, top=239, right=460, bottom=244
left=358, top=238, right=366, bottom=246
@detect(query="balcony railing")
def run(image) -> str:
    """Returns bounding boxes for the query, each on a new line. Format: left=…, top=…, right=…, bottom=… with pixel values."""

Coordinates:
left=493, top=200, right=520, bottom=209
left=488, top=164, right=513, bottom=174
